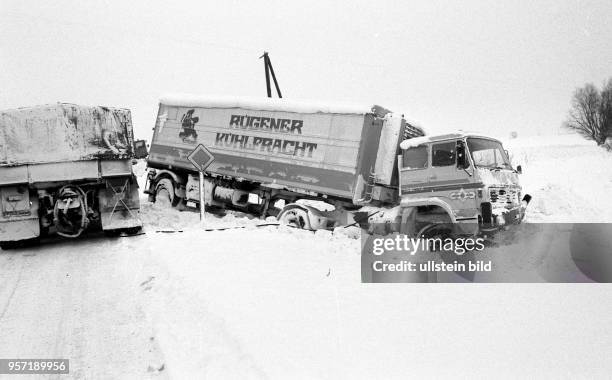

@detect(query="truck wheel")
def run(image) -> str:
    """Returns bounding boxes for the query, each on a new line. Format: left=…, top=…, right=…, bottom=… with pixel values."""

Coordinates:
left=418, top=223, right=453, bottom=242
left=104, top=226, right=142, bottom=237
left=0, top=242, right=16, bottom=250
left=0, top=238, right=40, bottom=250
left=277, top=205, right=312, bottom=230
left=155, top=178, right=181, bottom=208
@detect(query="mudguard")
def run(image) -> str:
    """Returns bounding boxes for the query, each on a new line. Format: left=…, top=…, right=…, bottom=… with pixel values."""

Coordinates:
left=0, top=187, right=40, bottom=243
left=98, top=176, right=142, bottom=231
left=399, top=197, right=457, bottom=223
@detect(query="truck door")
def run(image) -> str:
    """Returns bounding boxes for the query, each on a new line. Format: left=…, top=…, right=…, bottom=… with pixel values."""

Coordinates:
left=398, top=145, right=431, bottom=192
left=430, top=140, right=473, bottom=189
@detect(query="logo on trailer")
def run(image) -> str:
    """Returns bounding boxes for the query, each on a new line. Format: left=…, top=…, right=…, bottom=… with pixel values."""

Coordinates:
left=450, top=188, right=476, bottom=201
left=179, top=109, right=199, bottom=143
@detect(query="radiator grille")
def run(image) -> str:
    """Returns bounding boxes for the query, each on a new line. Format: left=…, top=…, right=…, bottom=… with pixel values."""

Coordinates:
left=489, top=187, right=520, bottom=208
left=403, top=122, right=425, bottom=139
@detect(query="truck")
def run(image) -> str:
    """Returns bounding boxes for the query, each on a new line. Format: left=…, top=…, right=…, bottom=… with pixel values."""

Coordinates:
left=145, top=94, right=529, bottom=236
left=0, top=103, right=144, bottom=248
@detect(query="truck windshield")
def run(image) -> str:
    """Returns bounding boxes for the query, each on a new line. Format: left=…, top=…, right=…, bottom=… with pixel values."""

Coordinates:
left=466, top=138, right=511, bottom=169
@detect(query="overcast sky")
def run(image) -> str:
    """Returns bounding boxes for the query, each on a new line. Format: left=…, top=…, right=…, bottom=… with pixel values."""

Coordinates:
left=1, top=0, right=611, bottom=139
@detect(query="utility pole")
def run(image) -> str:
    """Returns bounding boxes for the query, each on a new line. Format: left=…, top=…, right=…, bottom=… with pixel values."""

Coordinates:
left=260, top=52, right=282, bottom=98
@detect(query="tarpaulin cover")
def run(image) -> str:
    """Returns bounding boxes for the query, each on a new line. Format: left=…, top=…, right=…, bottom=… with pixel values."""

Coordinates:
left=0, top=103, right=134, bottom=166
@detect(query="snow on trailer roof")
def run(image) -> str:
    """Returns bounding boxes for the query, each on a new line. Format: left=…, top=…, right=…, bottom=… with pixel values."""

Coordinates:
left=1, top=102, right=131, bottom=115
left=159, top=94, right=378, bottom=115
left=399, top=131, right=500, bottom=149
left=0, top=102, right=132, bottom=119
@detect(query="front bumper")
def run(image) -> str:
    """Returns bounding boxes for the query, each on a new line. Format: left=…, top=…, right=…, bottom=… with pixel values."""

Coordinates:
left=501, top=207, right=523, bottom=225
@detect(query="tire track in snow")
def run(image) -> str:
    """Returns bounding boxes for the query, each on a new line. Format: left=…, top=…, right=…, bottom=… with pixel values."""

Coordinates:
left=0, top=236, right=168, bottom=379
left=0, top=255, right=24, bottom=322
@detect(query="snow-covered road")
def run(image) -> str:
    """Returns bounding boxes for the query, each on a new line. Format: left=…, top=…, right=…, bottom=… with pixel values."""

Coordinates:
left=0, top=235, right=166, bottom=379
left=3, top=218, right=612, bottom=379
left=137, top=213, right=612, bottom=378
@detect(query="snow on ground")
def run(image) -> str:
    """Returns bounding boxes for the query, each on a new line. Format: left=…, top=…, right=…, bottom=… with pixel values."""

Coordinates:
left=1, top=134, right=611, bottom=379
left=129, top=134, right=612, bottom=378
left=0, top=234, right=167, bottom=379
left=505, top=134, right=612, bottom=222
left=136, top=209, right=612, bottom=378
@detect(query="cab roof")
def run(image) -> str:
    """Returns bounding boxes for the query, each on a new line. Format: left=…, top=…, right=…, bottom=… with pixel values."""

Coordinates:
left=399, top=132, right=500, bottom=149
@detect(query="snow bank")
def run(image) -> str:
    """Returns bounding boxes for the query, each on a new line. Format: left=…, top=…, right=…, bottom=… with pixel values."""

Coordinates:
left=137, top=209, right=612, bottom=378
left=507, top=134, right=612, bottom=222
left=138, top=210, right=361, bottom=379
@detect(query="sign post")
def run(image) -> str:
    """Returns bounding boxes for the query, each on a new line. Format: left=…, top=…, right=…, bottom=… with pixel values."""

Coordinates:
left=199, top=170, right=205, bottom=221
left=187, top=144, right=215, bottom=222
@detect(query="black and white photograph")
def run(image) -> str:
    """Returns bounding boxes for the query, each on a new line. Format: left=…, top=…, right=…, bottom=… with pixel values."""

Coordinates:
left=1, top=0, right=611, bottom=378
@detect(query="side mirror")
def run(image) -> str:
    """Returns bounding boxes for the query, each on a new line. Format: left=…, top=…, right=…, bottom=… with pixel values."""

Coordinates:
left=516, top=165, right=522, bottom=174
left=133, top=139, right=149, bottom=159
left=456, top=142, right=469, bottom=169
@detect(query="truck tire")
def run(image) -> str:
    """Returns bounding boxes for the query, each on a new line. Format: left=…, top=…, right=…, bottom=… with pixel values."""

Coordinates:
left=418, top=223, right=453, bottom=242
left=155, top=178, right=182, bottom=208
left=277, top=205, right=312, bottom=230
left=0, top=242, right=16, bottom=250
left=104, top=226, right=142, bottom=237
left=0, top=238, right=40, bottom=250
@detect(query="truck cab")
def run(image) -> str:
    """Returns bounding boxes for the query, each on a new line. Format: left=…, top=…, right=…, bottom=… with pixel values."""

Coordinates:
left=398, top=133, right=527, bottom=234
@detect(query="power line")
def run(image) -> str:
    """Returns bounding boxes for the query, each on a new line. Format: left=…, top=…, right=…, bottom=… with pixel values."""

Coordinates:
left=0, top=9, right=384, bottom=70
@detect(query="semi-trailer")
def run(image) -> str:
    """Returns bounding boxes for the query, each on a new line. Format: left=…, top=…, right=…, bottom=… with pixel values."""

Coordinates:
left=0, top=103, right=144, bottom=248
left=145, top=95, right=528, bottom=235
